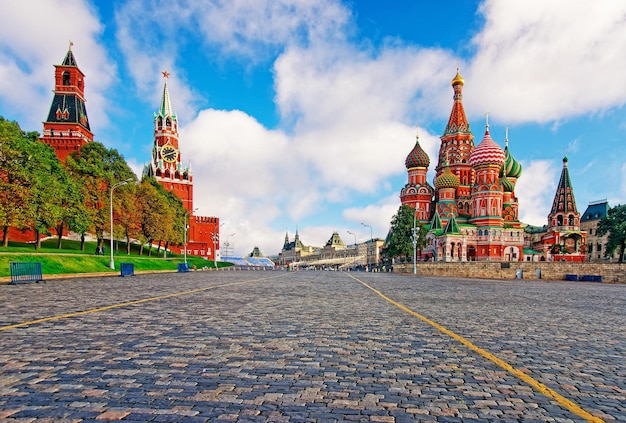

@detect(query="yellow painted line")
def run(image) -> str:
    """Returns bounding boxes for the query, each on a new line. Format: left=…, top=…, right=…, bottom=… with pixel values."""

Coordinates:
left=0, top=274, right=286, bottom=332
left=348, top=274, right=605, bottom=423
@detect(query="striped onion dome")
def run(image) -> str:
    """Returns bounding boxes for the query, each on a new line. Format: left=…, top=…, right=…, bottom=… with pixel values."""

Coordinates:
left=405, top=133, right=430, bottom=169
left=502, top=144, right=522, bottom=178
left=470, top=127, right=505, bottom=168
left=500, top=174, right=515, bottom=192
left=434, top=165, right=460, bottom=190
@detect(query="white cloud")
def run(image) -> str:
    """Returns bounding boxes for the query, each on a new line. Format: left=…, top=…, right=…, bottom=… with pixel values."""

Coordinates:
left=0, top=0, right=114, bottom=133
left=466, top=0, right=626, bottom=123
left=516, top=160, right=558, bottom=226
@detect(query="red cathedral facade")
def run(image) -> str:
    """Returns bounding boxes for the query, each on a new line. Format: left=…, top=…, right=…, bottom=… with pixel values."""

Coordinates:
left=143, top=73, right=220, bottom=261
left=400, top=70, right=587, bottom=262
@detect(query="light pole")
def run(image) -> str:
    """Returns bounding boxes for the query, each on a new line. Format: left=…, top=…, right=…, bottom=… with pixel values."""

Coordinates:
left=361, top=223, right=372, bottom=271
left=183, top=208, right=198, bottom=265
left=347, top=230, right=357, bottom=268
left=211, top=232, right=219, bottom=268
left=412, top=209, right=418, bottom=274
left=224, top=233, right=235, bottom=259
left=109, top=178, right=133, bottom=270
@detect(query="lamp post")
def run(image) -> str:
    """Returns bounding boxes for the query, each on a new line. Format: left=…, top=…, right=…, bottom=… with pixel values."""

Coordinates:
left=361, top=223, right=373, bottom=271
left=412, top=209, right=418, bottom=275
left=211, top=232, right=219, bottom=268
left=224, top=233, right=235, bottom=259
left=109, top=178, right=133, bottom=270
left=347, top=230, right=357, bottom=268
left=183, top=208, right=198, bottom=265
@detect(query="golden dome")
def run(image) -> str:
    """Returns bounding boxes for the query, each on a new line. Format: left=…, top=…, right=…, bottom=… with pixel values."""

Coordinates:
left=451, top=69, right=464, bottom=87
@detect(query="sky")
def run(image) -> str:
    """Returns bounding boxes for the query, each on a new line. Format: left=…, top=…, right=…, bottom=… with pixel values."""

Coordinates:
left=1, top=0, right=625, bottom=257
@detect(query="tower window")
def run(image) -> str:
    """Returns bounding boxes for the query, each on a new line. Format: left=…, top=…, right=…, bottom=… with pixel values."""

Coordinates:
left=62, top=71, right=70, bottom=86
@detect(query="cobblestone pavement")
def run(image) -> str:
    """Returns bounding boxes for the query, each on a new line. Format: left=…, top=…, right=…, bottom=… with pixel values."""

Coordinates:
left=0, top=271, right=624, bottom=422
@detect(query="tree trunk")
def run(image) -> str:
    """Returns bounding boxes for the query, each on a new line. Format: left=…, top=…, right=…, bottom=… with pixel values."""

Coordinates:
left=80, top=233, right=85, bottom=251
left=164, top=241, right=169, bottom=258
left=56, top=222, right=64, bottom=249
left=147, top=240, right=153, bottom=256
left=139, top=243, right=144, bottom=256
left=156, top=240, right=161, bottom=256
left=2, top=226, right=8, bottom=247
left=126, top=229, right=131, bottom=255
left=35, top=229, right=41, bottom=250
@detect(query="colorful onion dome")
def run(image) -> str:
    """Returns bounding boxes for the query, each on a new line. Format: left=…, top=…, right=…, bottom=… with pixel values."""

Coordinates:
left=500, top=129, right=522, bottom=178
left=470, top=124, right=505, bottom=168
left=500, top=174, right=515, bottom=193
left=451, top=69, right=464, bottom=86
left=405, top=131, right=430, bottom=169
left=434, top=165, right=460, bottom=190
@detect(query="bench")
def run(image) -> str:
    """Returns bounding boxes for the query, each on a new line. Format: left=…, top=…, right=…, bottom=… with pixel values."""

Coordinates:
left=10, top=262, right=44, bottom=285
left=177, top=263, right=190, bottom=273
left=564, top=274, right=579, bottom=281
left=579, top=274, right=602, bottom=282
left=120, top=263, right=135, bottom=277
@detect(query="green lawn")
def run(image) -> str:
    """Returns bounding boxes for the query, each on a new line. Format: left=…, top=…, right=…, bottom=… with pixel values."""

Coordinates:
left=0, top=239, right=230, bottom=277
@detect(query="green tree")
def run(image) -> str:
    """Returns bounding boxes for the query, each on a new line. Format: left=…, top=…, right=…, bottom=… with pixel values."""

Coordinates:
left=65, top=142, right=136, bottom=249
left=382, top=204, right=427, bottom=261
left=0, top=118, right=32, bottom=246
left=597, top=204, right=626, bottom=263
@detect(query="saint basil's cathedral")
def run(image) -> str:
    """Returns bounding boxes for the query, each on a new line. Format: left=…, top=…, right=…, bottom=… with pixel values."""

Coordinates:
left=17, top=45, right=220, bottom=260
left=400, top=71, right=586, bottom=262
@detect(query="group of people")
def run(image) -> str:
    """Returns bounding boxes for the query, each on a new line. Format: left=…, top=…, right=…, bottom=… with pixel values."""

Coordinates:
left=95, top=246, right=107, bottom=255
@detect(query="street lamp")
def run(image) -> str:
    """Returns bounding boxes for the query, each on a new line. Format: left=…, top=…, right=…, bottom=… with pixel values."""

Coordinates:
left=109, top=178, right=133, bottom=270
left=211, top=232, right=219, bottom=268
left=361, top=223, right=373, bottom=271
left=224, top=233, right=235, bottom=259
left=412, top=209, right=418, bottom=275
left=183, top=208, right=198, bottom=265
left=347, top=230, right=357, bottom=267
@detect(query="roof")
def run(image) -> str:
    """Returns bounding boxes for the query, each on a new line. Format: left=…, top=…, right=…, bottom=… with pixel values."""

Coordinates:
left=549, top=156, right=579, bottom=215
left=581, top=201, right=609, bottom=221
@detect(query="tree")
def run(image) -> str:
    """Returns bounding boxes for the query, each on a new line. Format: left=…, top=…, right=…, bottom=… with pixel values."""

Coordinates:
left=382, top=204, right=427, bottom=261
left=65, top=142, right=136, bottom=249
left=597, top=204, right=626, bottom=263
left=0, top=118, right=32, bottom=246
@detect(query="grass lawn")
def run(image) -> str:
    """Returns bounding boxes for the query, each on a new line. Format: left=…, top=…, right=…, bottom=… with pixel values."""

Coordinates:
left=0, top=238, right=230, bottom=278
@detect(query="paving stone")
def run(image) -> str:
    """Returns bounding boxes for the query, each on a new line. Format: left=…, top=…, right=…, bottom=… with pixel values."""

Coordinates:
left=0, top=271, right=624, bottom=422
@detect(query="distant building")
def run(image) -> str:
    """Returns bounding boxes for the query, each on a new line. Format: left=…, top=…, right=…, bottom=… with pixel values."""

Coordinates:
left=580, top=200, right=617, bottom=262
left=277, top=230, right=383, bottom=270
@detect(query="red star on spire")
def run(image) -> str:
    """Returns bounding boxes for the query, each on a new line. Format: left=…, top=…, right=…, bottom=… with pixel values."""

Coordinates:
left=162, top=70, right=170, bottom=78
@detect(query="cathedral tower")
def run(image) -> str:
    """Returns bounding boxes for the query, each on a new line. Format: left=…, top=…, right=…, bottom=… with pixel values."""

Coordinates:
left=400, top=129, right=434, bottom=223
left=436, top=70, right=475, bottom=220
left=40, top=43, right=93, bottom=161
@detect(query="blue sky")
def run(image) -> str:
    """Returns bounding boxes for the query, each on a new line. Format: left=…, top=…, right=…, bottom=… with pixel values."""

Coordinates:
left=1, top=0, right=625, bottom=257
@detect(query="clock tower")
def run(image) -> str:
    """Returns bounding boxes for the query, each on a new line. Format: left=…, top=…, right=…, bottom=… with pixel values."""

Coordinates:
left=144, top=71, right=193, bottom=212
left=143, top=72, right=220, bottom=261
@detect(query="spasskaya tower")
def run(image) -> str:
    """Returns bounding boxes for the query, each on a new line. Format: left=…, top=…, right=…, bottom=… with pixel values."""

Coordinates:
left=144, top=72, right=220, bottom=261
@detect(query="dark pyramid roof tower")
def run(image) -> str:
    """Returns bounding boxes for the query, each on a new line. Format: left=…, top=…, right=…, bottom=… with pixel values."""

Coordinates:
left=40, top=43, right=93, bottom=161
left=550, top=156, right=578, bottom=216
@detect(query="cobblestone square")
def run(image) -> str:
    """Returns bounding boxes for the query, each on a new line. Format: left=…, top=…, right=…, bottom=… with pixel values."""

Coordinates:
left=0, top=271, right=624, bottom=422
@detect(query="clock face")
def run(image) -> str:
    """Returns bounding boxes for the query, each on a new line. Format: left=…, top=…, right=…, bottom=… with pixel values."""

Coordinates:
left=161, top=144, right=178, bottom=163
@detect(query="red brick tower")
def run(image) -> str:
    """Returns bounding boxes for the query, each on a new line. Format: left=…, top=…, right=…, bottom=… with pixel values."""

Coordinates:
left=143, top=72, right=220, bottom=261
left=144, top=72, right=193, bottom=212
left=40, top=43, right=93, bottom=161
